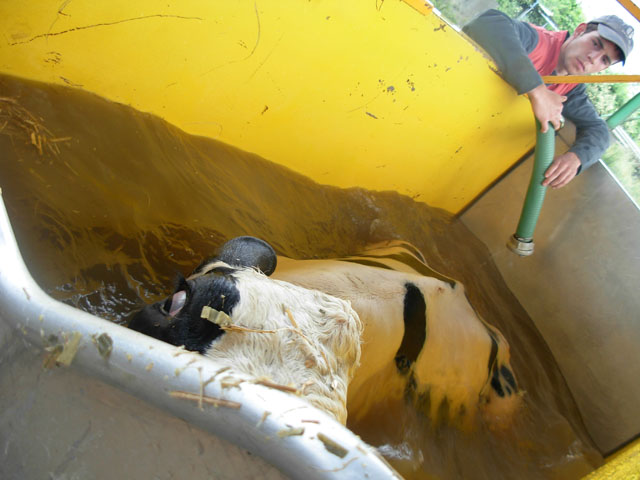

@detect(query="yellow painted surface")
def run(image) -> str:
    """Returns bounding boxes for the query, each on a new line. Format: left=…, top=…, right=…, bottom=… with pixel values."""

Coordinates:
left=583, top=438, right=640, bottom=479
left=0, top=0, right=534, bottom=213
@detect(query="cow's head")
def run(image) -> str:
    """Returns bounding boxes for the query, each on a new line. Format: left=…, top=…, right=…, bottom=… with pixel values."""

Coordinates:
left=128, top=236, right=278, bottom=353
left=129, top=236, right=362, bottom=423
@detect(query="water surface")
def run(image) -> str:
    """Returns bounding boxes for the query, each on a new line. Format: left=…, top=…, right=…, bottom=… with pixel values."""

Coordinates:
left=0, top=73, right=601, bottom=479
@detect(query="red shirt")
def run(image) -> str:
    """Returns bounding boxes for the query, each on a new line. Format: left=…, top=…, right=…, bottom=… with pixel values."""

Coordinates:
left=527, top=24, right=578, bottom=96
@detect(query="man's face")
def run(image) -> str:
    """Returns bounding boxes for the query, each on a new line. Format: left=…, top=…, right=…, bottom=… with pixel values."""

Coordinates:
left=559, top=25, right=622, bottom=75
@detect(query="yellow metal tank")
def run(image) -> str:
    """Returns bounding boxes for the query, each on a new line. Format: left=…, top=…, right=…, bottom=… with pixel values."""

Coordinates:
left=0, top=0, right=535, bottom=213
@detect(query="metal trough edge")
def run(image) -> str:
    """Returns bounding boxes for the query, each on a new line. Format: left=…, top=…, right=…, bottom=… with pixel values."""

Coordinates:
left=0, top=190, right=400, bottom=479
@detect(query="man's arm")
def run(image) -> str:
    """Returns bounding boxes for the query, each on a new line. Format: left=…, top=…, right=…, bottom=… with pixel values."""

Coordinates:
left=463, top=9, right=542, bottom=94
left=463, top=10, right=567, bottom=132
left=541, top=87, right=609, bottom=188
left=562, top=85, right=611, bottom=171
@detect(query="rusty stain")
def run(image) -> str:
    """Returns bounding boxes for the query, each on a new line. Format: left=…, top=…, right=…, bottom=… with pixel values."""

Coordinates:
left=55, top=331, right=83, bottom=367
left=43, top=345, right=64, bottom=369
left=44, top=51, right=62, bottom=65
left=60, top=77, right=83, bottom=87
left=91, top=332, right=113, bottom=360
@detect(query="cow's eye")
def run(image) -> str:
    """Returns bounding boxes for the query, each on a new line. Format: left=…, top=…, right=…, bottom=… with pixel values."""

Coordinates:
left=161, top=297, right=171, bottom=314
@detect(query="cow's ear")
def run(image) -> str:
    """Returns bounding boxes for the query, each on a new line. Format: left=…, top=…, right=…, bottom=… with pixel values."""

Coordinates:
left=216, top=236, right=277, bottom=276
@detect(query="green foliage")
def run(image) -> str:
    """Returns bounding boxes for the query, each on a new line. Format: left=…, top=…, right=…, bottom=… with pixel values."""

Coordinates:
left=430, top=0, right=461, bottom=25
left=495, top=0, right=521, bottom=18
left=602, top=143, right=640, bottom=204
left=586, top=83, right=640, bottom=203
left=587, top=82, right=640, bottom=137
left=496, top=0, right=584, bottom=31
left=586, top=83, right=627, bottom=117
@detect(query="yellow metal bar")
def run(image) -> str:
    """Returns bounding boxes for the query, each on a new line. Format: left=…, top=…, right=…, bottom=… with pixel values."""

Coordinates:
left=617, top=0, right=640, bottom=23
left=542, top=75, right=640, bottom=84
left=582, top=437, right=640, bottom=479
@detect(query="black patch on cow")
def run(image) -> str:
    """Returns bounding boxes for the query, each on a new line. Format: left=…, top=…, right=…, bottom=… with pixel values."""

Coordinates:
left=394, top=282, right=427, bottom=372
left=129, top=273, right=241, bottom=354
left=395, top=355, right=411, bottom=374
left=193, top=237, right=277, bottom=276
left=500, top=365, right=517, bottom=391
left=490, top=365, right=505, bottom=397
left=486, top=331, right=499, bottom=373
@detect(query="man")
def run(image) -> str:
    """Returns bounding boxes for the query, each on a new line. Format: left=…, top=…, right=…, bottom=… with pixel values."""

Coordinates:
left=463, top=10, right=634, bottom=188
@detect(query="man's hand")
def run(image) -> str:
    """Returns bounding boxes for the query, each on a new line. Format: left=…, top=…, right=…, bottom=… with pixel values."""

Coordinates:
left=527, top=84, right=567, bottom=132
left=543, top=152, right=581, bottom=188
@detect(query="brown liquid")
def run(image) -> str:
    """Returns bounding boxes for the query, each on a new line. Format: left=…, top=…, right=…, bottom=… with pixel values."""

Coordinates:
left=0, top=73, right=602, bottom=479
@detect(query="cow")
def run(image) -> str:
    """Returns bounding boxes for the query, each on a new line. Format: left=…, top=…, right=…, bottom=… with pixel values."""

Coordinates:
left=129, top=236, right=521, bottom=428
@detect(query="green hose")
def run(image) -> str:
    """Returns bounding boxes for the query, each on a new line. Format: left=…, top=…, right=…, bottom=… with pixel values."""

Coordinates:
left=606, top=92, right=640, bottom=129
left=508, top=92, right=640, bottom=256
left=508, top=119, right=555, bottom=255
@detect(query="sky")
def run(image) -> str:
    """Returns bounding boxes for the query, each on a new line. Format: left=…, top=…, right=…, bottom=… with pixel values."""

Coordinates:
left=577, top=0, right=639, bottom=73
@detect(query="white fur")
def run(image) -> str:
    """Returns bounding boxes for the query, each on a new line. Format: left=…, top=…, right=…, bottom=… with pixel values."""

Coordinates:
left=203, top=267, right=363, bottom=424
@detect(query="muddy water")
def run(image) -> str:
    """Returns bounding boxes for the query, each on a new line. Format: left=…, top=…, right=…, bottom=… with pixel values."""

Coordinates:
left=0, top=73, right=601, bottom=479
